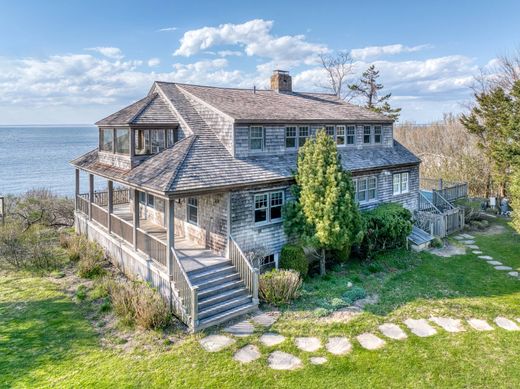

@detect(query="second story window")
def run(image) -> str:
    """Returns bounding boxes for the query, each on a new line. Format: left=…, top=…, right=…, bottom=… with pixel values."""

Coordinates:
left=135, top=129, right=176, bottom=156
left=115, top=129, right=129, bottom=154
left=285, top=126, right=297, bottom=148
left=374, top=125, right=382, bottom=144
left=254, top=191, right=284, bottom=224
left=363, top=126, right=372, bottom=144
left=336, top=126, right=345, bottom=145
left=100, top=128, right=114, bottom=152
left=346, top=125, right=356, bottom=145
left=298, top=126, right=309, bottom=147
left=250, top=126, right=264, bottom=151
left=325, top=125, right=335, bottom=137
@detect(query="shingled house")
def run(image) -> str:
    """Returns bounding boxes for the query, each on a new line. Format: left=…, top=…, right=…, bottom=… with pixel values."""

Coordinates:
left=71, top=70, right=421, bottom=331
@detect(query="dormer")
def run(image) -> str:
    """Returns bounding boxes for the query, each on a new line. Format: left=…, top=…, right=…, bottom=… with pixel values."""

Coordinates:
left=95, top=93, right=182, bottom=169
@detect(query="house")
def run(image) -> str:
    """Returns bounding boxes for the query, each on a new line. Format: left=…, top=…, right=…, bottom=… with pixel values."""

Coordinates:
left=71, top=70, right=421, bottom=331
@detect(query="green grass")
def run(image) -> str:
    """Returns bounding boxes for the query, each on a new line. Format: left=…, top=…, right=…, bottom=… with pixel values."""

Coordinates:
left=2, top=220, right=520, bottom=388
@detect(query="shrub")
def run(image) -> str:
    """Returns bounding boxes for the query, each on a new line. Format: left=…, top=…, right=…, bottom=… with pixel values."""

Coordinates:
left=67, top=235, right=89, bottom=262
left=430, top=237, right=443, bottom=248
left=259, top=269, right=302, bottom=305
left=330, top=297, right=349, bottom=309
left=77, top=241, right=106, bottom=278
left=279, top=244, right=308, bottom=277
left=312, top=307, right=330, bottom=317
left=76, top=285, right=88, bottom=301
left=361, top=203, right=413, bottom=258
left=343, top=286, right=366, bottom=304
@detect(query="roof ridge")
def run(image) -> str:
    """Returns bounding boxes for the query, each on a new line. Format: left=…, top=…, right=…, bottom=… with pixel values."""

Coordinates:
left=163, top=135, right=197, bottom=192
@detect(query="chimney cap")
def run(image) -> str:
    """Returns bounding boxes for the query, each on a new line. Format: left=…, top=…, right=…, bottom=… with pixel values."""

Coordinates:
left=272, top=69, right=290, bottom=74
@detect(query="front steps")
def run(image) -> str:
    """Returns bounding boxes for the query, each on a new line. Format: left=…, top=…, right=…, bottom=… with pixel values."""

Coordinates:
left=187, top=261, right=257, bottom=331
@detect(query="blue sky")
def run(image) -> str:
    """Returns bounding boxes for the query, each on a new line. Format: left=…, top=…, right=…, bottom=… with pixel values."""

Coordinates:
left=0, top=0, right=518, bottom=124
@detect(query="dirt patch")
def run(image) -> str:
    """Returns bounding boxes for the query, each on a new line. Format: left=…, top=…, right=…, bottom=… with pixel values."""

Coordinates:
left=478, top=224, right=507, bottom=236
left=430, top=242, right=466, bottom=258
left=320, top=307, right=361, bottom=324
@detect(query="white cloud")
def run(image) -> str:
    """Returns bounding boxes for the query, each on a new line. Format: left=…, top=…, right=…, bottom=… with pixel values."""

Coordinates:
left=147, top=58, right=160, bottom=67
left=85, top=47, right=124, bottom=59
left=218, top=50, right=243, bottom=57
left=158, top=27, right=177, bottom=32
left=173, top=19, right=328, bottom=66
left=351, top=44, right=432, bottom=60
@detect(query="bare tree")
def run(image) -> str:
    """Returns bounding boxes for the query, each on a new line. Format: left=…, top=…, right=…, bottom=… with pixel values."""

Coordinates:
left=472, top=47, right=520, bottom=94
left=319, top=51, right=354, bottom=100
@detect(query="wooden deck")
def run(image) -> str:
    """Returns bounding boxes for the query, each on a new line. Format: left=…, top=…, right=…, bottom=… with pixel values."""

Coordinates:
left=112, top=204, right=228, bottom=273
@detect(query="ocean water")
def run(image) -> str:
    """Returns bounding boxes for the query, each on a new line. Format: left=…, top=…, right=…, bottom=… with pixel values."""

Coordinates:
left=0, top=126, right=101, bottom=197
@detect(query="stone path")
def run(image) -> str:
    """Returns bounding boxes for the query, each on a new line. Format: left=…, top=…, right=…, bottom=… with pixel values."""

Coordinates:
left=467, top=318, right=494, bottom=331
left=234, top=345, right=261, bottom=363
left=268, top=351, right=302, bottom=370
left=430, top=317, right=465, bottom=332
left=404, top=319, right=437, bottom=337
left=295, top=337, right=321, bottom=352
left=310, top=356, right=328, bottom=365
left=326, top=337, right=352, bottom=355
left=224, top=320, right=255, bottom=337
left=259, top=333, right=285, bottom=347
left=356, top=333, right=386, bottom=350
left=378, top=323, right=408, bottom=340
left=495, top=317, right=520, bottom=331
left=200, top=335, right=235, bottom=352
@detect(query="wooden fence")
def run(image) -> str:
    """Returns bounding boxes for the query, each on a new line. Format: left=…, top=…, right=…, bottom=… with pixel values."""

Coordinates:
left=416, top=192, right=464, bottom=237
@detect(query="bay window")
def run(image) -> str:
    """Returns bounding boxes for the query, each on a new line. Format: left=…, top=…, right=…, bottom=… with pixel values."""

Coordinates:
left=254, top=191, right=284, bottom=224
left=115, top=128, right=129, bottom=154
left=100, top=128, right=114, bottom=152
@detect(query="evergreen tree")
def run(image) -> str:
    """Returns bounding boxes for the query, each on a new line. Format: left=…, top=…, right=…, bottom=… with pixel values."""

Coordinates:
left=349, top=65, right=401, bottom=121
left=283, top=130, right=364, bottom=275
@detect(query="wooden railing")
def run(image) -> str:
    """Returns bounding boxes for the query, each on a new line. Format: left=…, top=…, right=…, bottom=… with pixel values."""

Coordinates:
left=229, top=236, right=259, bottom=302
left=111, top=214, right=134, bottom=244
left=432, top=191, right=455, bottom=212
left=76, top=195, right=89, bottom=215
left=92, top=189, right=130, bottom=206
left=420, top=178, right=468, bottom=203
left=418, top=192, right=441, bottom=214
left=136, top=229, right=167, bottom=268
left=91, top=203, right=108, bottom=227
left=171, top=247, right=198, bottom=328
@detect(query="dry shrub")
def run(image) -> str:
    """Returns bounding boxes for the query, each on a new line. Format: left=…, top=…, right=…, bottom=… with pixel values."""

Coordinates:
left=259, top=269, right=302, bottom=306
left=67, top=235, right=89, bottom=261
left=76, top=239, right=106, bottom=278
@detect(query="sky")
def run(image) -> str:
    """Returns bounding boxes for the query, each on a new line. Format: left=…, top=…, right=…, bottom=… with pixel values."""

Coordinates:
left=0, top=0, right=518, bottom=125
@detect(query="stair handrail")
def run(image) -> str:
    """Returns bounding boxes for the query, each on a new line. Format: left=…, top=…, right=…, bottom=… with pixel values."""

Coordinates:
left=171, top=247, right=198, bottom=329
left=432, top=190, right=455, bottom=211
left=418, top=192, right=442, bottom=214
left=228, top=235, right=259, bottom=304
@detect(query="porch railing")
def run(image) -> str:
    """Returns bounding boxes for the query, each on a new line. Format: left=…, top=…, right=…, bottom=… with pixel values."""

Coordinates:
left=171, top=247, right=198, bottom=329
left=77, top=194, right=89, bottom=215
left=229, top=236, right=259, bottom=303
left=111, top=214, right=134, bottom=244
left=91, top=203, right=108, bottom=227
left=420, top=178, right=468, bottom=203
left=92, top=189, right=130, bottom=206
left=136, top=229, right=167, bottom=268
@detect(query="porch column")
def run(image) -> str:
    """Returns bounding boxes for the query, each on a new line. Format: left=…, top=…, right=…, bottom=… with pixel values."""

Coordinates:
left=133, top=189, right=139, bottom=250
left=226, top=192, right=231, bottom=258
left=88, top=174, right=94, bottom=221
left=107, top=180, right=113, bottom=234
left=74, top=169, right=80, bottom=211
left=167, top=198, right=175, bottom=278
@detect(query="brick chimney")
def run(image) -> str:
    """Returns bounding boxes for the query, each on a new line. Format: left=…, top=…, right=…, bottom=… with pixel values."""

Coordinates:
left=270, top=70, right=292, bottom=93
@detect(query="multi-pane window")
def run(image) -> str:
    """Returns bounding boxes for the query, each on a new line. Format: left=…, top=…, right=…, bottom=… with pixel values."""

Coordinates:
left=115, top=129, right=129, bottom=154
left=187, top=197, right=198, bottom=225
left=100, top=128, right=114, bottom=152
left=254, top=191, right=284, bottom=224
left=346, top=125, right=356, bottom=145
left=374, top=125, right=382, bottom=144
left=285, top=126, right=297, bottom=148
left=166, top=129, right=176, bottom=148
left=353, top=177, right=377, bottom=204
left=298, top=126, right=310, bottom=147
left=139, top=191, right=146, bottom=204
left=336, top=126, right=345, bottom=145
left=363, top=126, right=372, bottom=144
left=250, top=126, right=264, bottom=150
left=151, top=130, right=165, bottom=153
left=325, top=125, right=335, bottom=137
left=261, top=254, right=275, bottom=268
left=146, top=193, right=155, bottom=207
left=135, top=129, right=175, bottom=155
left=393, top=172, right=410, bottom=195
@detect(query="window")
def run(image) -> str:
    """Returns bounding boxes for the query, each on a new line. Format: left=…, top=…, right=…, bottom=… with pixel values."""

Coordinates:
left=135, top=129, right=175, bottom=155
left=155, top=198, right=165, bottom=213
left=100, top=128, right=114, bottom=152
left=147, top=193, right=155, bottom=207
left=354, top=176, right=378, bottom=204
left=346, top=125, right=356, bottom=145
left=115, top=129, right=129, bottom=154
left=167, top=129, right=176, bottom=148
left=250, top=126, right=264, bottom=151
left=393, top=172, right=410, bottom=195
left=374, top=125, right=382, bottom=144
left=139, top=191, right=146, bottom=204
left=298, top=126, right=309, bottom=147
left=261, top=254, right=275, bottom=268
left=336, top=125, right=345, bottom=145
left=285, top=126, right=297, bottom=148
left=325, top=125, right=335, bottom=137
left=363, top=125, right=372, bottom=144
left=151, top=130, right=165, bottom=153
left=254, top=191, right=284, bottom=224
left=187, top=197, right=198, bottom=225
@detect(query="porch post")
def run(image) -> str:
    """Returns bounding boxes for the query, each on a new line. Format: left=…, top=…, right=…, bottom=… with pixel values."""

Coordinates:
left=133, top=189, right=139, bottom=250
left=74, top=169, right=80, bottom=211
left=107, top=180, right=113, bottom=234
left=226, top=192, right=231, bottom=258
left=88, top=174, right=94, bottom=221
left=167, top=198, right=175, bottom=278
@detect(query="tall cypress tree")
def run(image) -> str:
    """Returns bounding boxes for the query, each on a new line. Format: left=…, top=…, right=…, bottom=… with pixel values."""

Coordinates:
left=283, top=130, right=364, bottom=275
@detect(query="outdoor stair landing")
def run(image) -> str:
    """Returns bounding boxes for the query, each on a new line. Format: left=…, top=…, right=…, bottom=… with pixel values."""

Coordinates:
left=187, top=261, right=257, bottom=330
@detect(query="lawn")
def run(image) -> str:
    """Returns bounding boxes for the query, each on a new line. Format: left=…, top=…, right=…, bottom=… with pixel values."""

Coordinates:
left=2, top=218, right=520, bottom=388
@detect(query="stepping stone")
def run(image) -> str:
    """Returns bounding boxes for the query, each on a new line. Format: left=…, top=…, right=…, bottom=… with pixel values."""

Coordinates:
left=487, top=261, right=502, bottom=265
left=462, top=233, right=475, bottom=239
left=268, top=351, right=302, bottom=370
left=310, top=356, right=328, bottom=365
left=224, top=320, right=255, bottom=337
left=233, top=344, right=261, bottom=363
left=495, top=317, right=520, bottom=331
left=325, top=337, right=352, bottom=355
left=508, top=271, right=519, bottom=277
left=199, top=335, right=235, bottom=352
left=495, top=266, right=513, bottom=271
left=259, top=333, right=286, bottom=347
left=479, top=255, right=493, bottom=260
left=295, top=337, right=321, bottom=352
left=462, top=240, right=476, bottom=245
left=356, top=333, right=386, bottom=350
left=467, top=318, right=494, bottom=331
left=454, top=235, right=464, bottom=240
left=429, top=317, right=465, bottom=332
left=472, top=250, right=483, bottom=255
left=404, top=319, right=437, bottom=337
left=251, top=311, right=280, bottom=327
left=467, top=245, right=479, bottom=250
left=378, top=323, right=408, bottom=340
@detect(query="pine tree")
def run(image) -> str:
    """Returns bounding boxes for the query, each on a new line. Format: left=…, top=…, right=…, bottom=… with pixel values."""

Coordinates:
left=349, top=65, right=401, bottom=121
left=283, top=130, right=364, bottom=275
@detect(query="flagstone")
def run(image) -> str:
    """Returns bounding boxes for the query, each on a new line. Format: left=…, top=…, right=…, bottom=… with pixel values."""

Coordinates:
left=462, top=240, right=476, bottom=245
left=495, top=317, right=520, bottom=331
left=310, top=356, right=328, bottom=365
left=462, top=233, right=475, bottom=239
left=495, top=266, right=513, bottom=271
left=295, top=337, right=322, bottom=352
left=467, top=318, right=494, bottom=331
left=251, top=311, right=280, bottom=327
left=326, top=337, right=352, bottom=355
left=467, top=245, right=479, bottom=249
left=259, top=333, right=286, bottom=347
left=472, top=250, right=483, bottom=255
left=233, top=345, right=261, bottom=363
left=430, top=317, right=465, bottom=332
left=224, top=320, right=255, bottom=337
left=378, top=323, right=408, bottom=340
left=356, top=333, right=386, bottom=350
left=508, top=271, right=519, bottom=277
left=454, top=235, right=464, bottom=240
left=404, top=319, right=437, bottom=337
left=268, top=351, right=302, bottom=370
left=199, top=335, right=236, bottom=352
left=479, top=255, right=493, bottom=260
left=487, top=261, right=502, bottom=265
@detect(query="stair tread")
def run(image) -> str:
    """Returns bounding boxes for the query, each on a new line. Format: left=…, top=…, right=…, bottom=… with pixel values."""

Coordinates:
left=198, top=302, right=256, bottom=326
left=199, top=295, right=252, bottom=315
left=187, top=261, right=233, bottom=276
left=189, top=265, right=236, bottom=281
left=193, top=272, right=240, bottom=287
left=198, top=287, right=249, bottom=306
left=197, top=280, right=245, bottom=297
